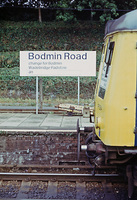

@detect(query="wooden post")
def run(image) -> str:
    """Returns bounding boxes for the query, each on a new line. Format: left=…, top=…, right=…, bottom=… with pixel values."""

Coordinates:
left=38, top=7, right=42, bottom=22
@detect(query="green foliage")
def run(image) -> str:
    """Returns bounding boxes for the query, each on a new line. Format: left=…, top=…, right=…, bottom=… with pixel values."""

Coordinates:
left=56, top=10, right=75, bottom=22
left=0, top=20, right=103, bottom=99
left=55, top=0, right=119, bottom=23
left=117, top=0, right=137, bottom=10
left=91, top=0, right=119, bottom=23
left=55, top=0, right=76, bottom=22
left=1, top=0, right=137, bottom=23
left=0, top=20, right=103, bottom=66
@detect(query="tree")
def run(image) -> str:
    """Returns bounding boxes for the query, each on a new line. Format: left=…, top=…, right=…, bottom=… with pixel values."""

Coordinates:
left=54, top=0, right=76, bottom=22
left=91, top=0, right=119, bottom=23
left=116, top=0, right=137, bottom=10
left=0, top=0, right=56, bottom=22
left=54, top=0, right=119, bottom=23
left=1, top=0, right=137, bottom=23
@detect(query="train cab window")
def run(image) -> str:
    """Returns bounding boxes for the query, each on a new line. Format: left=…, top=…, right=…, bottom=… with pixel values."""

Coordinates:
left=95, top=43, right=106, bottom=96
left=105, top=42, right=115, bottom=77
left=98, top=41, right=115, bottom=99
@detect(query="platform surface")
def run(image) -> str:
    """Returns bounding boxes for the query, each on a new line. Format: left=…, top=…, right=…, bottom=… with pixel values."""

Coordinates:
left=0, top=113, right=93, bottom=131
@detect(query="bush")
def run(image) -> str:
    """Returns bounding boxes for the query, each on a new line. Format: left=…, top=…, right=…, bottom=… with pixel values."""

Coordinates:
left=0, top=20, right=103, bottom=100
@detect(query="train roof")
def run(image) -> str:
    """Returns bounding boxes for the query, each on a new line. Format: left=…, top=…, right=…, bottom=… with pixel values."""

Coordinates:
left=105, top=9, right=137, bottom=36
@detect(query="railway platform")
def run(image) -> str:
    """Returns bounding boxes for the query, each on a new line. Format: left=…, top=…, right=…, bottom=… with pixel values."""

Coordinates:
left=0, top=112, right=93, bottom=131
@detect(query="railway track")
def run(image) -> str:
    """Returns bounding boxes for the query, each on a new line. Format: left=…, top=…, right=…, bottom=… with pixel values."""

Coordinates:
left=0, top=127, right=133, bottom=199
left=0, top=171, right=121, bottom=181
left=0, top=168, right=125, bottom=200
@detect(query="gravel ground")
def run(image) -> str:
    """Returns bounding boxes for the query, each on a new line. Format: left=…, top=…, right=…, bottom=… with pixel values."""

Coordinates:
left=28, top=181, right=48, bottom=199
left=0, top=180, right=137, bottom=199
left=0, top=180, right=21, bottom=198
left=57, top=181, right=76, bottom=199
left=86, top=182, right=104, bottom=200
left=113, top=183, right=128, bottom=200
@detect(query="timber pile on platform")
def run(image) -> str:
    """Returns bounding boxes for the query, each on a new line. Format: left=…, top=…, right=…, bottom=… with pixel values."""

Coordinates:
left=56, top=104, right=94, bottom=117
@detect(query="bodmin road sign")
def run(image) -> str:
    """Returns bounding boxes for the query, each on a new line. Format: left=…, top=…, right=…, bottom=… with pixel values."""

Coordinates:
left=20, top=51, right=96, bottom=77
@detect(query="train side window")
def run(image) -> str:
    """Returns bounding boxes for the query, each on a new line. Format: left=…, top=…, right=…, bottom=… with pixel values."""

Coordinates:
left=105, top=42, right=115, bottom=77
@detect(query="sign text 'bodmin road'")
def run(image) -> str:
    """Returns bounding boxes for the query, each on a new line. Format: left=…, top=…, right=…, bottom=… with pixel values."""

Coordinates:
left=28, top=52, right=88, bottom=60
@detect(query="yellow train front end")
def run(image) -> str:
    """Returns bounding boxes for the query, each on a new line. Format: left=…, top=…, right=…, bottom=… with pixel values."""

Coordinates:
left=78, top=10, right=137, bottom=198
left=95, top=31, right=136, bottom=146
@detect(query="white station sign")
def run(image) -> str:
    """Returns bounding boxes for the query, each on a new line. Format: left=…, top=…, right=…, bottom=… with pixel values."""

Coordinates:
left=20, top=51, right=96, bottom=77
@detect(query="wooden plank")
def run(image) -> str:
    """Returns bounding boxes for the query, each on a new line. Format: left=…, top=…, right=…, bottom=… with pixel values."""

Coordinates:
left=46, top=181, right=57, bottom=199
left=16, top=181, right=31, bottom=199
left=57, top=103, right=94, bottom=114
left=102, top=182, right=117, bottom=200
left=76, top=181, right=86, bottom=199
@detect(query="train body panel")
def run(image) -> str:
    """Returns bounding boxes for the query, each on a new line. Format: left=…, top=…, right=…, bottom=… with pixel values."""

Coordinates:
left=95, top=31, right=136, bottom=146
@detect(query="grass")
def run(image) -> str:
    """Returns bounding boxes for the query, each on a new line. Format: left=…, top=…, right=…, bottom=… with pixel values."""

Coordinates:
left=0, top=20, right=104, bottom=105
left=0, top=97, right=94, bottom=107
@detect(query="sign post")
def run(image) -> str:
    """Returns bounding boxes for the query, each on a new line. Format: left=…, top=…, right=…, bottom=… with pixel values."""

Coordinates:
left=78, top=76, right=80, bottom=105
left=36, top=76, right=39, bottom=114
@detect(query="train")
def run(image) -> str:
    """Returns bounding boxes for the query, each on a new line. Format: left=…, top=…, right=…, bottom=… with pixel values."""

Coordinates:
left=77, top=9, right=137, bottom=198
